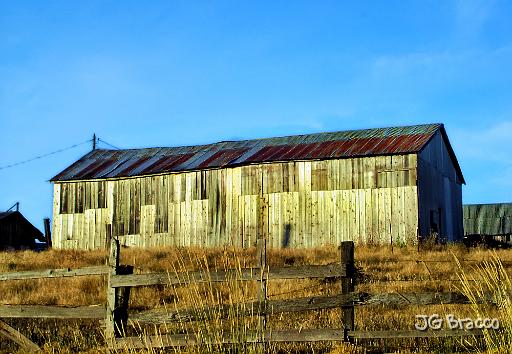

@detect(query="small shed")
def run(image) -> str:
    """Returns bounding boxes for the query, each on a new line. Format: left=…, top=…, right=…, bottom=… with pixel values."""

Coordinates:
left=463, top=203, right=512, bottom=241
left=0, top=211, right=44, bottom=250
left=50, top=123, right=465, bottom=250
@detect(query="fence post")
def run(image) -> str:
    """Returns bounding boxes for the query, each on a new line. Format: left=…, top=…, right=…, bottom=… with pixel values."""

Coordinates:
left=340, top=241, right=355, bottom=342
left=105, top=238, right=120, bottom=344
left=256, top=236, right=267, bottom=349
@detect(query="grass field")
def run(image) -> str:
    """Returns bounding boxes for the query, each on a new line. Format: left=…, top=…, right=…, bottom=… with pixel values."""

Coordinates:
left=1, top=244, right=511, bottom=353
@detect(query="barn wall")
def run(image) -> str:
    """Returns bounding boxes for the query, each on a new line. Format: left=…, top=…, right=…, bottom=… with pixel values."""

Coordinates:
left=417, top=132, right=463, bottom=242
left=52, top=154, right=419, bottom=249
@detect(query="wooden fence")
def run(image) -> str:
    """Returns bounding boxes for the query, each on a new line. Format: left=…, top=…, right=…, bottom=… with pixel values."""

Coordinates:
left=0, top=240, right=496, bottom=351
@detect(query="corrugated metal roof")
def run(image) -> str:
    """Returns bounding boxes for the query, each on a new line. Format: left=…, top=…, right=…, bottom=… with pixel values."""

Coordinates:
left=463, top=203, right=512, bottom=236
left=51, top=123, right=457, bottom=181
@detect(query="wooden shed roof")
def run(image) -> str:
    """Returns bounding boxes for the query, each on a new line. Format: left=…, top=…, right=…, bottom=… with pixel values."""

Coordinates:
left=51, top=123, right=464, bottom=182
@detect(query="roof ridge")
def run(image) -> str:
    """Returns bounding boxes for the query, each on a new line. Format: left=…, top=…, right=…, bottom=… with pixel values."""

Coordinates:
left=95, top=123, right=442, bottom=152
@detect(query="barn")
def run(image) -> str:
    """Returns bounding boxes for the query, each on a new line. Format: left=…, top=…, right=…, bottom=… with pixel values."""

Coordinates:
left=463, top=203, right=512, bottom=243
left=50, top=123, right=464, bottom=250
left=0, top=211, right=44, bottom=250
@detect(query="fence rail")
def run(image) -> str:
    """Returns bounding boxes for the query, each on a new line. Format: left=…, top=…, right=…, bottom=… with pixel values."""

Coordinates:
left=112, top=328, right=487, bottom=349
left=0, top=305, right=104, bottom=319
left=110, top=263, right=347, bottom=288
left=0, top=265, right=108, bottom=281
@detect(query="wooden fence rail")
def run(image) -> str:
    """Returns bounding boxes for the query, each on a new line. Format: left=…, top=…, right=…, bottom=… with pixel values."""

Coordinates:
left=0, top=265, right=108, bottom=281
left=0, top=240, right=500, bottom=351
left=110, top=264, right=347, bottom=288
left=112, top=328, right=487, bottom=349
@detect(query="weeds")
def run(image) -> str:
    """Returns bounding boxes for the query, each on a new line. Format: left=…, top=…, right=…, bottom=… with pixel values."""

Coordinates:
left=1, top=244, right=512, bottom=353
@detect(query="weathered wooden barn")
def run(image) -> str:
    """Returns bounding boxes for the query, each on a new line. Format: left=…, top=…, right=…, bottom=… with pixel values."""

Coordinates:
left=463, top=203, right=512, bottom=240
left=50, top=123, right=464, bottom=250
left=0, top=211, right=44, bottom=250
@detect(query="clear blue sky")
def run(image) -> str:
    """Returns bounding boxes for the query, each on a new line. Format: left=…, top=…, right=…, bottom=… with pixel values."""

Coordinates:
left=1, top=1, right=511, bottom=231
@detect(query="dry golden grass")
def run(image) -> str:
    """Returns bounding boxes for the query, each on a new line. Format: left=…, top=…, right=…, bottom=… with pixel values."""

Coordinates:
left=1, top=243, right=511, bottom=353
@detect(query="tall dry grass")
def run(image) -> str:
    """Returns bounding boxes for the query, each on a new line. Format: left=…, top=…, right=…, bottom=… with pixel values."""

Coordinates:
left=2, top=244, right=512, bottom=353
left=457, top=253, right=512, bottom=353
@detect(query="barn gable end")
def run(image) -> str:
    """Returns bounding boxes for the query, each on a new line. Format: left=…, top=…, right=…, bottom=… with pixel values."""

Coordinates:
left=417, top=127, right=464, bottom=242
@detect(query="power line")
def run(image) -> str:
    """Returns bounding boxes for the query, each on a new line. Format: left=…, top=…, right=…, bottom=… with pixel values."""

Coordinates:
left=97, top=138, right=121, bottom=150
left=0, top=139, right=91, bottom=171
left=0, top=135, right=122, bottom=171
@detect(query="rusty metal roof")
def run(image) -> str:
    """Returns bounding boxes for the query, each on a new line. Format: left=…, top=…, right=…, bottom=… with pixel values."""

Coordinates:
left=51, top=123, right=463, bottom=182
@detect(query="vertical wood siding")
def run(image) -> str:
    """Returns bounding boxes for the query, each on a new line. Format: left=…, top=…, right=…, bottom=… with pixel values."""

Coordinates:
left=52, top=154, right=419, bottom=249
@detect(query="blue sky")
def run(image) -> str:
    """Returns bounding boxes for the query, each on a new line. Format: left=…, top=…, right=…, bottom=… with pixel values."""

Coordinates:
left=1, top=0, right=511, bottom=230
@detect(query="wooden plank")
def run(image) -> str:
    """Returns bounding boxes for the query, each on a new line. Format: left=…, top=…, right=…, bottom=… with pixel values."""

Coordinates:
left=311, top=191, right=318, bottom=245
left=359, top=189, right=366, bottom=243
left=408, top=186, right=419, bottom=243
left=52, top=184, right=62, bottom=247
left=0, top=305, right=104, bottom=319
left=384, top=187, right=392, bottom=244
left=350, top=190, right=357, bottom=242
left=114, top=329, right=348, bottom=348
left=232, top=168, right=241, bottom=246
left=267, top=193, right=275, bottom=247
left=226, top=168, right=233, bottom=245
left=0, top=319, right=41, bottom=351
left=111, top=263, right=347, bottom=288
left=297, top=162, right=305, bottom=247
left=350, top=329, right=485, bottom=339
left=352, top=159, right=359, bottom=190
left=398, top=186, right=406, bottom=244
left=114, top=328, right=488, bottom=349
left=335, top=191, right=342, bottom=245
left=367, top=157, right=376, bottom=189
left=0, top=266, right=108, bottom=281
left=304, top=162, right=312, bottom=247
left=371, top=188, right=379, bottom=244
left=365, top=188, right=373, bottom=244
left=281, top=192, right=288, bottom=247
left=130, top=291, right=475, bottom=324
left=251, top=194, right=259, bottom=247
left=202, top=200, right=208, bottom=247
left=317, top=191, right=323, bottom=246
left=131, top=293, right=359, bottom=324
left=391, top=186, right=399, bottom=245
left=292, top=191, right=299, bottom=247
left=218, top=169, right=226, bottom=245
left=74, top=213, right=84, bottom=249
left=95, top=208, right=102, bottom=249
left=243, top=196, right=250, bottom=248
left=341, top=190, right=349, bottom=242
left=327, top=192, right=334, bottom=245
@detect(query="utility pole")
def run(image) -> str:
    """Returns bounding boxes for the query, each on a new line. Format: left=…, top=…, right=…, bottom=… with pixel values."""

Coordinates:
left=93, top=133, right=97, bottom=150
